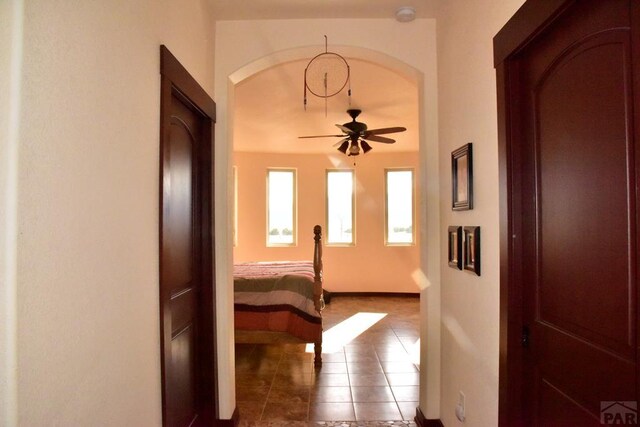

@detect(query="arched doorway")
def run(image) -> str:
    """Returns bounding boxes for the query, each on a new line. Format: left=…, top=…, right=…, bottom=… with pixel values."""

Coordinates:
left=214, top=31, right=441, bottom=422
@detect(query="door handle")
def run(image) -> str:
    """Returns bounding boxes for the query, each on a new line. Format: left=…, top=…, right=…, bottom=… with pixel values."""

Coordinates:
left=522, top=325, right=530, bottom=348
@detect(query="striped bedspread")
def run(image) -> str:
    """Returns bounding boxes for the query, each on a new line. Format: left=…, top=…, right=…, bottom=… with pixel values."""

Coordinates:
left=233, top=261, right=320, bottom=321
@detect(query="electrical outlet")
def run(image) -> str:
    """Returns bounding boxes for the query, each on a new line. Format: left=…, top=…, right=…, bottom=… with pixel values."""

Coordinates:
left=455, top=391, right=466, bottom=422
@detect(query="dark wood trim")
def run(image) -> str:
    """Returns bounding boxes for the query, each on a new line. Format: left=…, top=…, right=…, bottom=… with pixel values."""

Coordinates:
left=214, top=407, right=239, bottom=427
left=323, top=291, right=419, bottom=304
left=493, top=0, right=574, bottom=66
left=158, top=70, right=172, bottom=427
left=415, top=407, right=444, bottom=427
left=159, top=45, right=217, bottom=426
left=160, top=45, right=216, bottom=120
left=630, top=0, right=640, bottom=406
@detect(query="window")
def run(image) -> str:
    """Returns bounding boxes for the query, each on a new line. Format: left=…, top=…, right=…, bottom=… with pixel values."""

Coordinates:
left=267, top=169, right=296, bottom=246
left=326, top=170, right=355, bottom=245
left=385, top=169, right=415, bottom=245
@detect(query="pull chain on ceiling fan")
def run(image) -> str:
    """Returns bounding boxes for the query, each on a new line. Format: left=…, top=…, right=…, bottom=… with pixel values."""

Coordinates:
left=299, top=109, right=407, bottom=156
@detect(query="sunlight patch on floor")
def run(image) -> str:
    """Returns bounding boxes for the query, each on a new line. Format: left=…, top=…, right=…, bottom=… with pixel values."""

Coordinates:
left=407, top=338, right=420, bottom=365
left=306, top=312, right=387, bottom=353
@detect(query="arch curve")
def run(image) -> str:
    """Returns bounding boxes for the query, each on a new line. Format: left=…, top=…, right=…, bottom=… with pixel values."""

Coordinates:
left=229, top=44, right=423, bottom=86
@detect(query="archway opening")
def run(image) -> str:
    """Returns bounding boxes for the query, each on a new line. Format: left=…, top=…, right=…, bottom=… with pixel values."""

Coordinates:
left=227, top=47, right=426, bottom=422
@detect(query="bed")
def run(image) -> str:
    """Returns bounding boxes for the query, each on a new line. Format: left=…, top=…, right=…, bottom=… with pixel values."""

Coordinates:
left=233, top=225, right=324, bottom=365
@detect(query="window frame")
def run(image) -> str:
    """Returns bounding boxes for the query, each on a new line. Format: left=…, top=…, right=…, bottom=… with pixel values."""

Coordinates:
left=266, top=168, right=297, bottom=247
left=384, top=167, right=416, bottom=246
left=325, top=169, right=356, bottom=246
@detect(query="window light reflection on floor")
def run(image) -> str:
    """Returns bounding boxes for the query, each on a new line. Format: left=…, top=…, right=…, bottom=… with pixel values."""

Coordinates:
left=306, top=312, right=387, bottom=353
left=408, top=338, right=420, bottom=366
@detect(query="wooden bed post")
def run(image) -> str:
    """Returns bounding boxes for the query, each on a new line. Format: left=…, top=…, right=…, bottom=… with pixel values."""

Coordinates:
left=313, top=225, right=323, bottom=366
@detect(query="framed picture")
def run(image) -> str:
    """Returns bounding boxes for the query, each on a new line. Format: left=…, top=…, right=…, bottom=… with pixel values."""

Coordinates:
left=448, top=226, right=462, bottom=270
left=452, top=143, right=473, bottom=210
left=463, top=226, right=481, bottom=276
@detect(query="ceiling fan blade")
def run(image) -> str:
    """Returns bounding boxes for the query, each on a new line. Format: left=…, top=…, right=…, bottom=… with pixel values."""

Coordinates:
left=298, top=134, right=346, bottom=139
left=364, top=126, right=407, bottom=136
left=363, top=135, right=396, bottom=144
left=335, top=124, right=354, bottom=134
left=333, top=138, right=349, bottom=148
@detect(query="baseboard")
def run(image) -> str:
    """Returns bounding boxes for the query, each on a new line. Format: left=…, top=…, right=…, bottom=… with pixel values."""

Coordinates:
left=215, top=407, right=239, bottom=426
left=324, top=291, right=419, bottom=304
left=415, top=406, right=444, bottom=427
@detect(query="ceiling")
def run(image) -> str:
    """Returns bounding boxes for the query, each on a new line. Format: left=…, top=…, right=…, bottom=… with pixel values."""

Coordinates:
left=210, top=0, right=437, bottom=21
left=220, top=1, right=426, bottom=155
left=233, top=58, right=419, bottom=154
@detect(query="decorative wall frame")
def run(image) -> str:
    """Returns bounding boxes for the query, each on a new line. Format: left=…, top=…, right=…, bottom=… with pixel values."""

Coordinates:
left=448, top=226, right=462, bottom=270
left=452, top=143, right=473, bottom=210
left=463, top=226, right=481, bottom=276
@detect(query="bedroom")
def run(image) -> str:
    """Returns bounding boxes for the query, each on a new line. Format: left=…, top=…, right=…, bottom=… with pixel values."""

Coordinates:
left=210, top=15, right=443, bottom=425
left=231, top=55, right=421, bottom=421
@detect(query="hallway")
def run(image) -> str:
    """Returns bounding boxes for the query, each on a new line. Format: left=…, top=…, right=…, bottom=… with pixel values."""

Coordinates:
left=235, top=295, right=420, bottom=424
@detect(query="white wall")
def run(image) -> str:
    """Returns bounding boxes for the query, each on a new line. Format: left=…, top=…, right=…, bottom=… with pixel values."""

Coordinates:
left=6, top=1, right=216, bottom=425
left=215, top=19, right=441, bottom=419
left=436, top=1, right=524, bottom=426
left=0, top=1, right=22, bottom=425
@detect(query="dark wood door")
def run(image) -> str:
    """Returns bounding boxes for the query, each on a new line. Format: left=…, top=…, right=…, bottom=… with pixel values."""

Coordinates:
left=159, top=46, right=216, bottom=427
left=501, top=1, right=638, bottom=425
left=162, top=96, right=201, bottom=427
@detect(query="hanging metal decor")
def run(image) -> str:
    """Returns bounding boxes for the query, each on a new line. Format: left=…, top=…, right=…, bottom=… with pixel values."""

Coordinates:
left=304, top=35, right=351, bottom=115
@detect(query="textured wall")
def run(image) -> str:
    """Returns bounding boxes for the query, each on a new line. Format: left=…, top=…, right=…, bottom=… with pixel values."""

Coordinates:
left=436, top=1, right=525, bottom=425
left=12, top=0, right=215, bottom=425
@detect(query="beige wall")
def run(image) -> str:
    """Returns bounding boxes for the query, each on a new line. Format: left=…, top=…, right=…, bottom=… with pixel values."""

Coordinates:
left=234, top=152, right=420, bottom=293
left=6, top=0, right=216, bottom=425
left=436, top=1, right=525, bottom=426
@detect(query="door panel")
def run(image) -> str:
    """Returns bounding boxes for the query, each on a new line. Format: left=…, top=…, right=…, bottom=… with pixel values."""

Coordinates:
left=164, top=115, right=194, bottom=289
left=171, top=325, right=196, bottom=427
left=162, top=93, right=202, bottom=427
left=535, top=36, right=632, bottom=357
left=517, top=1, right=637, bottom=424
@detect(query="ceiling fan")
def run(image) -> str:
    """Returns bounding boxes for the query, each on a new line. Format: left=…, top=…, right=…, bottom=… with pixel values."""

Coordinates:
left=299, top=109, right=407, bottom=156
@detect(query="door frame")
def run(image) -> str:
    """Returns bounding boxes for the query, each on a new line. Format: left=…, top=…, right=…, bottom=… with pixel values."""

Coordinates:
left=159, top=45, right=218, bottom=426
left=495, top=1, right=640, bottom=425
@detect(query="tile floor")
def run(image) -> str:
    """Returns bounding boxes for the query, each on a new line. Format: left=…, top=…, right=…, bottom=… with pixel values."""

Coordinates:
left=235, top=296, right=420, bottom=423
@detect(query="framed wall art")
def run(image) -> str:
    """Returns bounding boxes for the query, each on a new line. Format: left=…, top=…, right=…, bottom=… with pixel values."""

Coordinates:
left=448, top=226, right=462, bottom=270
left=463, top=226, right=481, bottom=276
left=452, top=143, right=473, bottom=211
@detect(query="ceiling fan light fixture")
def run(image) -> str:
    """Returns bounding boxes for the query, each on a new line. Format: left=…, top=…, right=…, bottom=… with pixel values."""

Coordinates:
left=361, top=140, right=373, bottom=154
left=337, top=140, right=349, bottom=154
left=299, top=109, right=406, bottom=157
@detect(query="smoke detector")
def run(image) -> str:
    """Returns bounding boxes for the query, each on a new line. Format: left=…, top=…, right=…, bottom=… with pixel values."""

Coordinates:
left=396, top=6, right=416, bottom=22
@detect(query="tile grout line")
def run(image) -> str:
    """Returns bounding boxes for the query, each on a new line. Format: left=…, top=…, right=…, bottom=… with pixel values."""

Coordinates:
left=259, top=351, right=282, bottom=421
